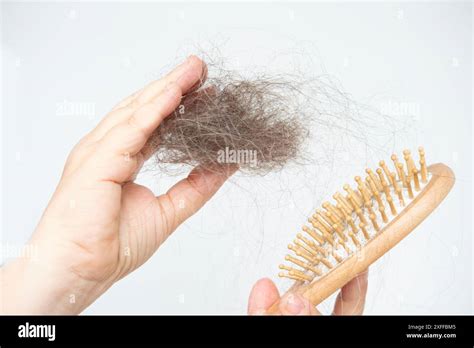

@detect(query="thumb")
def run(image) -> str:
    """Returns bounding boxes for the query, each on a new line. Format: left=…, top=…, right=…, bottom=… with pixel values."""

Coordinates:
left=248, top=278, right=280, bottom=315
left=279, top=292, right=319, bottom=315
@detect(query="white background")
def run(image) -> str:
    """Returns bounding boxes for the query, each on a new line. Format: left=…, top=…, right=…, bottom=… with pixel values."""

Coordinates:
left=1, top=1, right=472, bottom=314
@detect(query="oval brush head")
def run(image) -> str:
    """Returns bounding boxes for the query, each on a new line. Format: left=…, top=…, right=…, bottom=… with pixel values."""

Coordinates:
left=267, top=147, right=455, bottom=313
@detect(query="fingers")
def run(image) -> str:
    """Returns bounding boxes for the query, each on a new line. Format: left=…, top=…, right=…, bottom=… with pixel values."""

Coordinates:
left=82, top=83, right=182, bottom=183
left=136, top=55, right=207, bottom=106
left=89, top=55, right=207, bottom=142
left=247, top=278, right=320, bottom=315
left=101, top=83, right=182, bottom=155
left=140, top=85, right=218, bottom=161
left=278, top=292, right=320, bottom=315
left=332, top=269, right=369, bottom=315
left=248, top=271, right=368, bottom=316
left=248, top=278, right=280, bottom=315
left=110, top=88, right=143, bottom=111
left=156, top=165, right=237, bottom=236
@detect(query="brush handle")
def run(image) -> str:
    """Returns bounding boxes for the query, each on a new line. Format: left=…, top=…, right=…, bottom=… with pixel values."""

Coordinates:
left=266, top=163, right=455, bottom=314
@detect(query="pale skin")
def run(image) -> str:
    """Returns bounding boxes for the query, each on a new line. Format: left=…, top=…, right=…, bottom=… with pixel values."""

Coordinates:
left=247, top=273, right=368, bottom=315
left=0, top=56, right=368, bottom=315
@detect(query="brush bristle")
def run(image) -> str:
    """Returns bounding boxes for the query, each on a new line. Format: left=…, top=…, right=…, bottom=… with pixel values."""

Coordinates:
left=278, top=147, right=429, bottom=283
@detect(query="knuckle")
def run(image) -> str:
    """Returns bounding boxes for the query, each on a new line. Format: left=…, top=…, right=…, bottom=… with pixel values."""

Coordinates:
left=126, top=115, right=148, bottom=140
left=137, top=102, right=158, bottom=115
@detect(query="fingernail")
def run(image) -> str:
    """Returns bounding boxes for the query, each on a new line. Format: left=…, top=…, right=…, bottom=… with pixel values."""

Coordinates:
left=283, top=293, right=305, bottom=314
left=175, top=56, right=191, bottom=71
left=185, top=55, right=196, bottom=64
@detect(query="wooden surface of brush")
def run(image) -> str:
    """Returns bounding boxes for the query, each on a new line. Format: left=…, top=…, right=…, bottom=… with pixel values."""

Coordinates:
left=267, top=147, right=455, bottom=314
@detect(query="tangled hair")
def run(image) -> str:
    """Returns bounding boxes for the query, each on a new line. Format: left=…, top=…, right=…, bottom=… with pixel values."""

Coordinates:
left=149, top=70, right=309, bottom=175
left=148, top=59, right=400, bottom=176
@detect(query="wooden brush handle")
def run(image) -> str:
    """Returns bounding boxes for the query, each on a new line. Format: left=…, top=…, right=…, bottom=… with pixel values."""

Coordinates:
left=266, top=163, right=455, bottom=314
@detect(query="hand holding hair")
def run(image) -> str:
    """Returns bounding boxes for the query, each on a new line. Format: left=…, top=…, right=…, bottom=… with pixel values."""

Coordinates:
left=1, top=56, right=236, bottom=314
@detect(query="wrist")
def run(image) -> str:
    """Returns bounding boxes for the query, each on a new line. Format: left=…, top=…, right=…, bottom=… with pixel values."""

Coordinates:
left=1, top=249, right=112, bottom=315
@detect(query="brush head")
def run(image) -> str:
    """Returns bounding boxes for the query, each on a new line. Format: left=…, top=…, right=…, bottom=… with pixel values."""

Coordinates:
left=278, top=147, right=432, bottom=285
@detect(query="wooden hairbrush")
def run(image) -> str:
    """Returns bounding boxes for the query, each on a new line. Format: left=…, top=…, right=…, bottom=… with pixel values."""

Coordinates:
left=267, top=147, right=455, bottom=313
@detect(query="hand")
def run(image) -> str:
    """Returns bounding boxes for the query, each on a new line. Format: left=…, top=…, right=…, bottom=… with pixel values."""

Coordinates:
left=1, top=56, right=236, bottom=314
left=247, top=270, right=369, bottom=315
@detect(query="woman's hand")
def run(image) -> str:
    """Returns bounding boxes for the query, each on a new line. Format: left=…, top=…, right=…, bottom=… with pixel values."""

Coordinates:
left=247, top=270, right=369, bottom=315
left=1, top=56, right=236, bottom=314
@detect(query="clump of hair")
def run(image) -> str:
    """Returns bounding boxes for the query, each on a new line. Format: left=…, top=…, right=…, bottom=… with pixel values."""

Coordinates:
left=147, top=59, right=400, bottom=176
left=149, top=69, right=309, bottom=175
